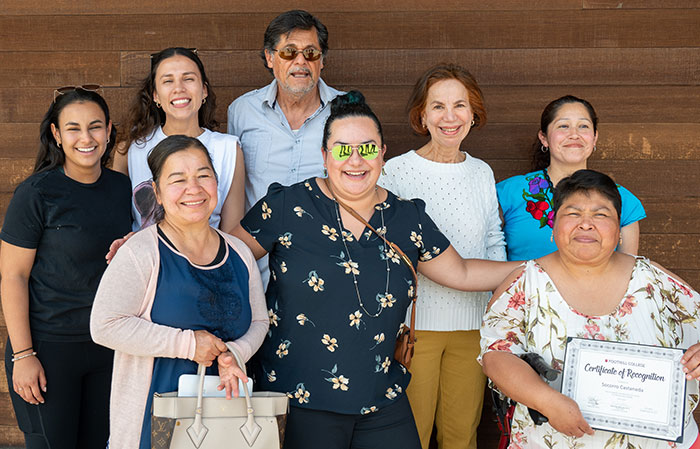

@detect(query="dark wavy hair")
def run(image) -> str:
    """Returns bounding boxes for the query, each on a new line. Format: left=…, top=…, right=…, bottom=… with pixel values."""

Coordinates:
left=35, top=88, right=117, bottom=174
left=407, top=63, right=487, bottom=136
left=532, top=95, right=598, bottom=171
left=119, top=47, right=218, bottom=153
left=261, top=10, right=329, bottom=75
left=322, top=91, right=383, bottom=149
left=552, top=169, right=621, bottom=221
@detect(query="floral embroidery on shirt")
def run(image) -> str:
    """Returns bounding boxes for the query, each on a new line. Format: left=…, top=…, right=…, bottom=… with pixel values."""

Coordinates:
left=385, top=383, right=403, bottom=399
left=349, top=310, right=364, bottom=329
left=289, top=383, right=310, bottom=404
left=522, top=172, right=554, bottom=228
left=370, top=333, right=385, bottom=350
left=321, top=334, right=338, bottom=352
left=377, top=293, right=396, bottom=308
left=261, top=202, right=272, bottom=220
left=360, top=406, right=378, bottom=414
left=375, top=355, right=391, bottom=373
left=304, top=270, right=325, bottom=292
left=296, top=313, right=315, bottom=327
left=278, top=232, right=292, bottom=248
left=293, top=205, right=313, bottom=219
left=322, top=364, right=350, bottom=391
left=321, top=224, right=339, bottom=241
left=276, top=340, right=290, bottom=358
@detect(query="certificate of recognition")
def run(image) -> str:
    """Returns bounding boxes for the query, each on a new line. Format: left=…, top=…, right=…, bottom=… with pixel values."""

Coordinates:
left=561, top=338, right=686, bottom=442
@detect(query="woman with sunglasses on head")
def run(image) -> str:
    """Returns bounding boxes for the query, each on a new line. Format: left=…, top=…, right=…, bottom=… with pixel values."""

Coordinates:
left=497, top=95, right=645, bottom=261
left=113, top=47, right=245, bottom=233
left=1, top=87, right=131, bottom=448
left=231, top=91, right=519, bottom=449
left=379, top=64, right=505, bottom=449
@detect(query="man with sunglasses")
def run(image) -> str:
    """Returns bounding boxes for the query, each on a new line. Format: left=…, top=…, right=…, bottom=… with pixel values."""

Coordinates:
left=227, top=9, right=342, bottom=286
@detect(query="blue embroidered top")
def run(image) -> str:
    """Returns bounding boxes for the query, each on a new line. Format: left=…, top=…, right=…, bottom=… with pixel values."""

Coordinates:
left=241, top=178, right=450, bottom=414
left=496, top=169, right=646, bottom=261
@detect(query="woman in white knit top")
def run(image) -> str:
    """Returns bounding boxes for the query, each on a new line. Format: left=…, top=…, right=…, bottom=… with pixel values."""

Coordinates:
left=379, top=64, right=505, bottom=449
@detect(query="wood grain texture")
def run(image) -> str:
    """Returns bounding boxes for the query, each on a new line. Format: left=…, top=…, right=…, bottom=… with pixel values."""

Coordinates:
left=2, top=85, right=699, bottom=126
left=0, top=53, right=120, bottom=88
left=2, top=0, right=584, bottom=15
left=639, top=234, right=700, bottom=270
left=2, top=10, right=699, bottom=51
left=0, top=424, right=22, bottom=447
left=584, top=0, right=700, bottom=8
left=118, top=48, right=700, bottom=88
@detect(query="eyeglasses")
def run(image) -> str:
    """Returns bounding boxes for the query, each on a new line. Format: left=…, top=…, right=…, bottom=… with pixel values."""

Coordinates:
left=329, top=144, right=380, bottom=161
left=271, top=47, right=322, bottom=61
left=53, top=84, right=103, bottom=102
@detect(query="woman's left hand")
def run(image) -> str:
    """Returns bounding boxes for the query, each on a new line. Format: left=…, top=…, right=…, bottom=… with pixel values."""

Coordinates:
left=217, top=351, right=248, bottom=399
left=681, top=343, right=700, bottom=380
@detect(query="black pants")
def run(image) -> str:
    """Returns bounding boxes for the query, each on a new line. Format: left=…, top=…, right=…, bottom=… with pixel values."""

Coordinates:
left=283, top=394, right=421, bottom=449
left=4, top=339, right=113, bottom=449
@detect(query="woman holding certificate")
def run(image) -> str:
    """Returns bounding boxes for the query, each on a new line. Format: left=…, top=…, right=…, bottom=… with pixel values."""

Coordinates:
left=480, top=169, right=700, bottom=449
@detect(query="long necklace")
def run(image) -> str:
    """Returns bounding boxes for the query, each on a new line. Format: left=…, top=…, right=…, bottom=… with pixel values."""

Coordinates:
left=331, top=188, right=390, bottom=318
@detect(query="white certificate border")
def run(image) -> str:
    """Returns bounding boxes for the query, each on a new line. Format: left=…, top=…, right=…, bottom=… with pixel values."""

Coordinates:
left=562, top=337, right=686, bottom=443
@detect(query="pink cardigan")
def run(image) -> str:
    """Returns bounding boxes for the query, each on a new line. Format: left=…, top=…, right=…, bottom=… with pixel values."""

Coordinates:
left=90, top=225, right=268, bottom=449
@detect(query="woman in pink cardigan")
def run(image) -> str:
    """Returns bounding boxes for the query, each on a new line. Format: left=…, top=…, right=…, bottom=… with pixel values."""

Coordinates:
left=90, top=135, right=268, bottom=449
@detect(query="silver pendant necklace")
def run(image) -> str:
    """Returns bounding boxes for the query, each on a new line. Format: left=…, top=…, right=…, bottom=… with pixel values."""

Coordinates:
left=331, top=188, right=391, bottom=318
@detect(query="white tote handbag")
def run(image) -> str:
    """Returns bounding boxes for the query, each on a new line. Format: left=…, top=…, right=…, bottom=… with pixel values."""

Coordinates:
left=152, top=343, right=289, bottom=449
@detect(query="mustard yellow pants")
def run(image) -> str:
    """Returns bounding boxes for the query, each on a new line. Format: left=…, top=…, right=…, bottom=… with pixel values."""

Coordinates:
left=406, top=330, right=486, bottom=449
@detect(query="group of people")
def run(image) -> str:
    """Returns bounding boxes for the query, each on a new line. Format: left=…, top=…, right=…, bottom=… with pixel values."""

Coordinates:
left=2, top=8, right=699, bottom=449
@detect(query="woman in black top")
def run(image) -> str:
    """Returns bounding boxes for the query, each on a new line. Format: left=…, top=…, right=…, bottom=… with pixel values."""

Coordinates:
left=0, top=87, right=131, bottom=449
left=233, top=91, right=520, bottom=449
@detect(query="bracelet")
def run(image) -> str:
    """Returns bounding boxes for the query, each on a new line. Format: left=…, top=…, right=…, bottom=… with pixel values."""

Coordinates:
left=11, top=352, right=37, bottom=363
left=11, top=346, right=33, bottom=357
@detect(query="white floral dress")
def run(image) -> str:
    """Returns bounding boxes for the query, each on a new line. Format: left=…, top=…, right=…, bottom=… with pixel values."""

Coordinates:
left=480, top=258, right=700, bottom=449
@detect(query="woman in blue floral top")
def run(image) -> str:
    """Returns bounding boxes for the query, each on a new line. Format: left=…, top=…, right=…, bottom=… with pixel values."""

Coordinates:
left=497, top=95, right=645, bottom=261
left=482, top=170, right=700, bottom=449
left=234, top=91, right=519, bottom=449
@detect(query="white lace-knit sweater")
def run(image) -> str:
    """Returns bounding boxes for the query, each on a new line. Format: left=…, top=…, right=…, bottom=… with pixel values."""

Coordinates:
left=379, top=150, right=506, bottom=331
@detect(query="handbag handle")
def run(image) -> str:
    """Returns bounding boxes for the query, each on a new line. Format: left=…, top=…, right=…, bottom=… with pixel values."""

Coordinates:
left=322, top=179, right=418, bottom=346
left=187, top=343, right=261, bottom=448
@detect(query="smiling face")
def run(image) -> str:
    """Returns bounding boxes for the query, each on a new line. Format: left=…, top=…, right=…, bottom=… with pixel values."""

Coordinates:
left=265, top=28, right=324, bottom=97
left=152, top=55, right=207, bottom=124
left=540, top=102, right=598, bottom=169
left=553, top=190, right=620, bottom=264
left=323, top=116, right=386, bottom=202
left=422, top=78, right=474, bottom=150
left=51, top=101, right=110, bottom=183
left=153, top=147, right=218, bottom=226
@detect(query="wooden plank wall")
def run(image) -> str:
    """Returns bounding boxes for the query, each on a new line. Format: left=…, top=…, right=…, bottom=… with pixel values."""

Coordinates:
left=1, top=1, right=699, bottom=446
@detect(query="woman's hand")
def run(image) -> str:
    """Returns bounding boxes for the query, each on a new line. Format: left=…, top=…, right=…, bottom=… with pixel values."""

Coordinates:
left=217, top=351, right=249, bottom=399
left=193, top=330, right=227, bottom=366
left=540, top=393, right=594, bottom=438
left=12, top=355, right=46, bottom=405
left=105, top=232, right=134, bottom=264
left=681, top=342, right=700, bottom=380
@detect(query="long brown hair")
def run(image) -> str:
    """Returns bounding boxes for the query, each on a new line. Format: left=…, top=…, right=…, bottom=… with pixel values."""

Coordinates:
left=118, top=47, right=218, bottom=154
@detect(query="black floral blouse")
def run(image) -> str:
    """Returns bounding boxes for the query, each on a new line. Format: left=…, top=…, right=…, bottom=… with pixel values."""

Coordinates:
left=242, top=178, right=450, bottom=414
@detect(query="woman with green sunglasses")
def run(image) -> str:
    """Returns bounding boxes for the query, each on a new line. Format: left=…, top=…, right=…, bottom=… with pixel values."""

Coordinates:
left=231, top=91, right=519, bottom=449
